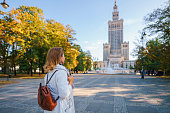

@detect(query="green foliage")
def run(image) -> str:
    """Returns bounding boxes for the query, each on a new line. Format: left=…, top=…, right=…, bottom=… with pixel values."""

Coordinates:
left=75, top=50, right=92, bottom=72
left=144, top=3, right=170, bottom=44
left=93, top=61, right=98, bottom=71
left=129, top=65, right=134, bottom=70
left=134, top=2, right=170, bottom=75
left=0, top=6, right=90, bottom=75
left=85, top=51, right=92, bottom=71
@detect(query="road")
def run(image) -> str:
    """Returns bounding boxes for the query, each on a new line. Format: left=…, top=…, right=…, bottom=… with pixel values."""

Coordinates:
left=0, top=74, right=170, bottom=113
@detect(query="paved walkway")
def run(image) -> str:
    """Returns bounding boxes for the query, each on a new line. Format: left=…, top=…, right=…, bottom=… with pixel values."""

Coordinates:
left=0, top=74, right=170, bottom=113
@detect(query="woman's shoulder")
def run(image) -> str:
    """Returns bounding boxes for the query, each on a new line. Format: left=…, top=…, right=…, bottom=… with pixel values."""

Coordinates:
left=55, top=64, right=69, bottom=73
left=44, top=69, right=58, bottom=80
left=56, top=64, right=65, bottom=69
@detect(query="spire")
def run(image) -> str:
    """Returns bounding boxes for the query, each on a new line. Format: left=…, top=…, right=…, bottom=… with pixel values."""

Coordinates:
left=114, top=0, right=118, bottom=10
left=112, top=0, right=119, bottom=20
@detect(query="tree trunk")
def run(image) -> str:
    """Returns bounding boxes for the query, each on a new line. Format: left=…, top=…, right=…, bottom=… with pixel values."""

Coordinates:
left=42, top=67, right=44, bottom=74
left=3, top=66, right=6, bottom=74
left=14, top=63, right=16, bottom=76
left=39, top=59, right=41, bottom=75
left=164, top=69, right=166, bottom=76
left=3, top=45, right=7, bottom=74
left=31, top=60, right=33, bottom=76
left=30, top=49, right=33, bottom=76
left=34, top=69, right=36, bottom=74
left=12, top=42, right=17, bottom=76
left=27, top=70, right=29, bottom=74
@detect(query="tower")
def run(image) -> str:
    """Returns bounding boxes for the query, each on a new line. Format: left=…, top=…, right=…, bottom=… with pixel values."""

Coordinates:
left=103, top=0, right=129, bottom=68
left=112, top=0, right=119, bottom=21
left=108, top=0, right=123, bottom=57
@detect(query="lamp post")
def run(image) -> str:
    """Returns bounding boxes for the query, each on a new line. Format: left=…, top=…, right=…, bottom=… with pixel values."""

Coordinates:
left=1, top=0, right=9, bottom=9
left=141, top=32, right=146, bottom=79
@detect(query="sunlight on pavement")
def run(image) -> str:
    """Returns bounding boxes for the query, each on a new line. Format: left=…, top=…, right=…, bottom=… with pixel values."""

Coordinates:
left=131, top=95, right=164, bottom=105
left=73, top=87, right=134, bottom=97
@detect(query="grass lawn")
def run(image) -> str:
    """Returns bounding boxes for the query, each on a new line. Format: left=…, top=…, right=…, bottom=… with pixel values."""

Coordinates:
left=0, top=74, right=46, bottom=79
left=0, top=80, right=19, bottom=87
left=156, top=76, right=170, bottom=79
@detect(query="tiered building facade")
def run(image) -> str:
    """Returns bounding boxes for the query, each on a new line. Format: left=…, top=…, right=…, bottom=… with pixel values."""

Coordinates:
left=99, top=0, right=135, bottom=69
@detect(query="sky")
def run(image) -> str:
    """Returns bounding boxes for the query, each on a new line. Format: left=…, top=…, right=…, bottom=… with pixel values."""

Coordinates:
left=1, top=0, right=167, bottom=61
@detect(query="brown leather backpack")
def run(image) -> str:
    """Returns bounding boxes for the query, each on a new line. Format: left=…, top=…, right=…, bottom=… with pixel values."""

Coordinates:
left=38, top=70, right=59, bottom=111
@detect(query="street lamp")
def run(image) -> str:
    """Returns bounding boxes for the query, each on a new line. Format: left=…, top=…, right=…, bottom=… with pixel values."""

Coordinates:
left=141, top=32, right=146, bottom=79
left=1, top=0, right=9, bottom=9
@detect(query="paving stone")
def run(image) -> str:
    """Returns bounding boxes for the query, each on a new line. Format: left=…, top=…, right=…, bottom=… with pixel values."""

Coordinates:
left=85, top=103, right=102, bottom=112
left=154, top=106, right=170, bottom=113
left=20, top=98, right=38, bottom=106
left=100, top=103, right=113, bottom=113
left=94, top=94, right=114, bottom=101
left=0, top=107, right=26, bottom=113
left=0, top=88, right=12, bottom=92
left=35, top=111, right=43, bottom=113
left=0, top=99, right=9, bottom=104
left=1, top=75, right=170, bottom=113
left=74, top=100, right=81, bottom=107
left=127, top=105, right=159, bottom=113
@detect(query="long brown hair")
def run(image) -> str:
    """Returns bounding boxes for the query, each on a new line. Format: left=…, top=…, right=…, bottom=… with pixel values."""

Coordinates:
left=43, top=47, right=64, bottom=73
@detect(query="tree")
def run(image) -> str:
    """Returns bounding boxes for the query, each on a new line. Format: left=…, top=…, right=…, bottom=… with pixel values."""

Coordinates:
left=85, top=51, right=92, bottom=71
left=143, top=2, right=170, bottom=75
left=133, top=2, right=170, bottom=75
left=0, top=9, right=22, bottom=75
left=0, top=6, right=87, bottom=76
left=93, top=61, right=98, bottom=71
left=75, top=50, right=86, bottom=72
left=144, top=3, right=169, bottom=44
left=129, top=65, right=133, bottom=70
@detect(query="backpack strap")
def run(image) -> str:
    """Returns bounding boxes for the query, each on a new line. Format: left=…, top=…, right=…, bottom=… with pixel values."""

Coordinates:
left=46, top=70, right=60, bottom=101
left=46, top=70, right=58, bottom=85
left=56, top=96, right=59, bottom=101
left=55, top=68, right=70, bottom=77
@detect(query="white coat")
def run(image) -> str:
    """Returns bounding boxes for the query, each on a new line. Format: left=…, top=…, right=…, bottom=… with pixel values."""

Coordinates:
left=44, top=64, right=75, bottom=113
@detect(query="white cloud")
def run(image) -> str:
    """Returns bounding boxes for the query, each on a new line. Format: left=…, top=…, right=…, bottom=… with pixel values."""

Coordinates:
left=83, top=40, right=104, bottom=61
left=97, top=40, right=103, bottom=45
left=85, top=41, right=89, bottom=44
left=124, top=19, right=140, bottom=26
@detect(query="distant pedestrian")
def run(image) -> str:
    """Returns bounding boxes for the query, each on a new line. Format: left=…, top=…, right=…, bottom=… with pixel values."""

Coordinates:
left=43, top=47, right=75, bottom=113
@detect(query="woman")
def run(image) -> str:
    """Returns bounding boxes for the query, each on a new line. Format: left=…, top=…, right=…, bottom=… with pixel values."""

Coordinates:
left=43, top=47, right=75, bottom=113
